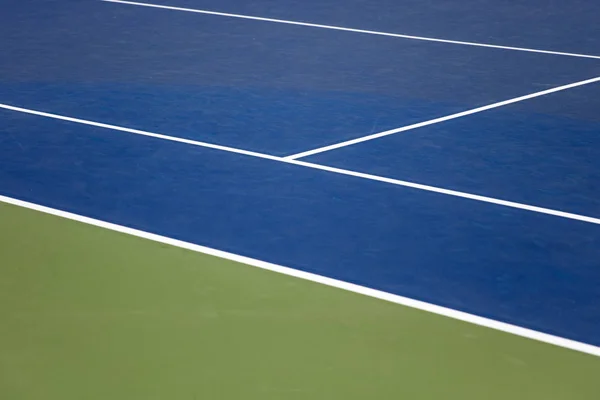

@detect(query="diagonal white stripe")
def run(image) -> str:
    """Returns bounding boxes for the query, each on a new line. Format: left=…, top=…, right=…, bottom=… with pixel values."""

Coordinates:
left=2, top=101, right=600, bottom=226
left=284, top=76, right=600, bottom=159
left=1, top=194, right=599, bottom=357
left=101, top=0, right=600, bottom=60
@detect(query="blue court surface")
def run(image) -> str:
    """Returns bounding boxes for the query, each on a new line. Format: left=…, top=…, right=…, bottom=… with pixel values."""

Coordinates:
left=1, top=0, right=600, bottom=352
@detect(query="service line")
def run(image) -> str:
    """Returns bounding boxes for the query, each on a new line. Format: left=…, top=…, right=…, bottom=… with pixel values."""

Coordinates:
left=2, top=101, right=600, bottom=227
left=285, top=76, right=600, bottom=159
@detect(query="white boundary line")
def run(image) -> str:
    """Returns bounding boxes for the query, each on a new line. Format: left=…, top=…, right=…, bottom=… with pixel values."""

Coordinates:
left=2, top=102, right=600, bottom=226
left=1, top=194, right=599, bottom=357
left=285, top=76, right=600, bottom=159
left=100, top=0, right=600, bottom=60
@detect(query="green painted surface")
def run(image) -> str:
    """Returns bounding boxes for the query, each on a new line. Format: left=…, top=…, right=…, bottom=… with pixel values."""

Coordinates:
left=0, top=202, right=599, bottom=399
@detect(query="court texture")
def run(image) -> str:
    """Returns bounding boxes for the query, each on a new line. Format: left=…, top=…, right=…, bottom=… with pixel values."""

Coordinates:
left=1, top=0, right=600, bottom=398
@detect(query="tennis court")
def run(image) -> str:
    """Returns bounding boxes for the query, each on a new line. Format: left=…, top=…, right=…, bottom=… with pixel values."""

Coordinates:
left=1, top=0, right=600, bottom=398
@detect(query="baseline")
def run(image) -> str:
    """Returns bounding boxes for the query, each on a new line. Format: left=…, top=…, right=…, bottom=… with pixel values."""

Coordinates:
left=1, top=194, right=599, bottom=358
left=101, top=0, right=600, bottom=60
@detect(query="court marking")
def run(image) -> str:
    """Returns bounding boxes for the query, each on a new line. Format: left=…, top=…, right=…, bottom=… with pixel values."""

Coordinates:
left=1, top=194, right=599, bottom=357
left=284, top=76, right=600, bottom=159
left=0, top=104, right=282, bottom=162
left=2, top=102, right=600, bottom=226
left=101, top=0, right=600, bottom=60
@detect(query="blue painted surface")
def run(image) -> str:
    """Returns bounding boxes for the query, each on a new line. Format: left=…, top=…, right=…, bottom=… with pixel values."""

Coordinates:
left=1, top=0, right=600, bottom=346
left=0, top=83, right=463, bottom=156
left=1, top=110, right=600, bottom=345
left=1, top=0, right=599, bottom=154
left=157, top=0, right=600, bottom=55
left=308, top=83, right=600, bottom=218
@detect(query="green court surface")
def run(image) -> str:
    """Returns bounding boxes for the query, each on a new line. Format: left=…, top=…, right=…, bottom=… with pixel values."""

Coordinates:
left=1, top=202, right=599, bottom=399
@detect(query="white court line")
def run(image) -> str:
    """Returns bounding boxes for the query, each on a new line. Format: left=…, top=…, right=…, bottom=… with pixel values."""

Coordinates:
left=0, top=104, right=282, bottom=162
left=2, top=102, right=600, bottom=226
left=285, top=76, right=600, bottom=159
left=1, top=194, right=599, bottom=357
left=101, top=0, right=600, bottom=60
left=289, top=159, right=600, bottom=226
